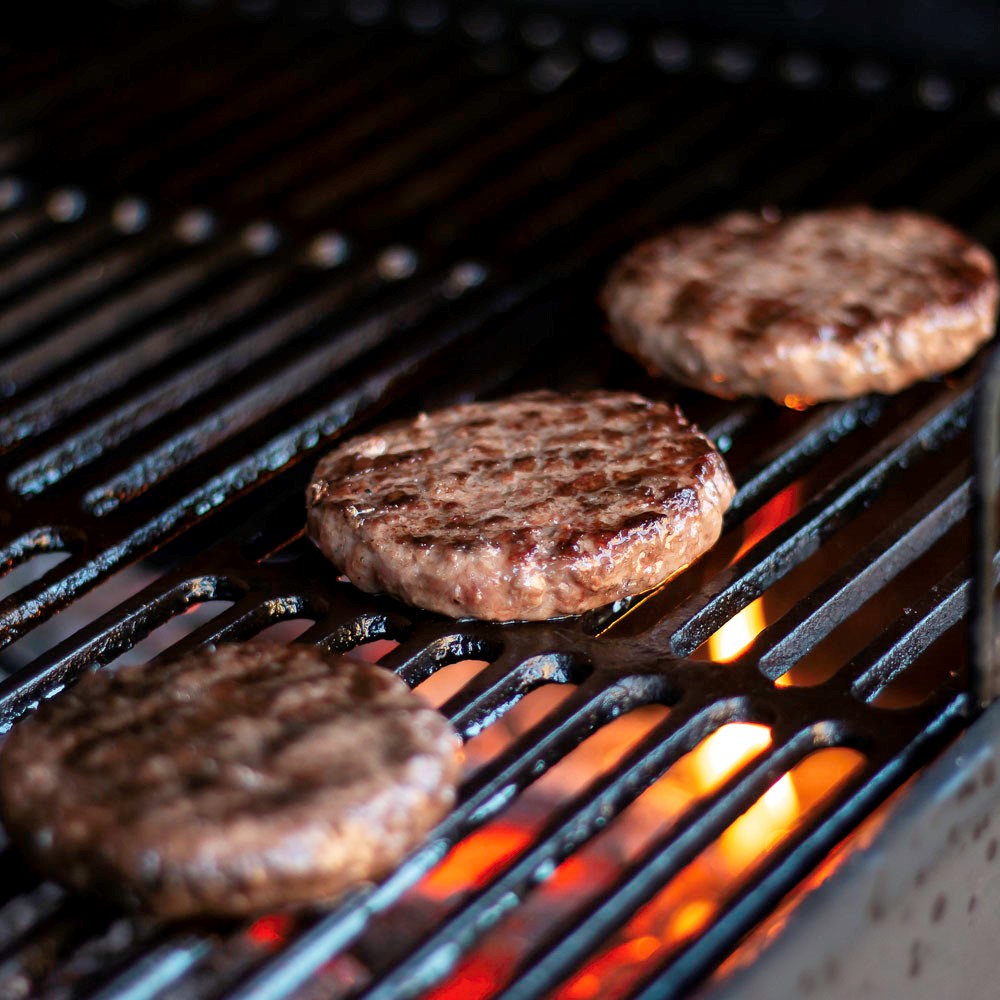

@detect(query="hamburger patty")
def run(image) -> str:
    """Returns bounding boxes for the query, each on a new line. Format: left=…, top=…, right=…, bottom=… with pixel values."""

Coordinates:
left=307, top=390, right=735, bottom=621
left=601, top=207, right=998, bottom=404
left=0, top=642, right=461, bottom=918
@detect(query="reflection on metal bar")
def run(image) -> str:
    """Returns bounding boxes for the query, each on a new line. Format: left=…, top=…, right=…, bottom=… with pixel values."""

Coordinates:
left=971, top=344, right=1000, bottom=707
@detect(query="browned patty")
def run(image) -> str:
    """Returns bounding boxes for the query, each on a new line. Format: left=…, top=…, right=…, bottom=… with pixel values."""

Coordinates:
left=601, top=207, right=998, bottom=404
left=307, top=390, right=735, bottom=621
left=0, top=642, right=461, bottom=918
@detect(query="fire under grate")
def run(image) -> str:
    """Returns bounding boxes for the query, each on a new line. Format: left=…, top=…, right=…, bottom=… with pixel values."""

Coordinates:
left=0, top=2, right=998, bottom=998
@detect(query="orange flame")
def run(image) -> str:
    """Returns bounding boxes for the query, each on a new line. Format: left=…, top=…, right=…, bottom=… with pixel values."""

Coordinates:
left=706, top=599, right=767, bottom=663
left=421, top=824, right=534, bottom=901
left=704, top=483, right=802, bottom=664
left=734, top=483, right=802, bottom=563
left=691, top=724, right=771, bottom=793
left=686, top=723, right=799, bottom=866
left=721, top=772, right=800, bottom=867
left=413, top=474, right=874, bottom=999
left=668, top=899, right=716, bottom=941
left=782, top=394, right=813, bottom=411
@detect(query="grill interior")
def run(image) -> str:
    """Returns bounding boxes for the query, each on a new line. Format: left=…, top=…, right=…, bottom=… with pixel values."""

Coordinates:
left=0, top=2, right=997, bottom=997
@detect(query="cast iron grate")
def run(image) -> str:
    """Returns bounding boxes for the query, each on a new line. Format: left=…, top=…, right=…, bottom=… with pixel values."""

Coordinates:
left=0, top=2, right=996, bottom=998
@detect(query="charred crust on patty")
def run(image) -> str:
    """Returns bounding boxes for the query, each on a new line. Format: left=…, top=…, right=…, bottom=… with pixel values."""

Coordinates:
left=0, top=641, right=462, bottom=918
left=306, top=390, right=735, bottom=621
left=601, top=207, right=999, bottom=404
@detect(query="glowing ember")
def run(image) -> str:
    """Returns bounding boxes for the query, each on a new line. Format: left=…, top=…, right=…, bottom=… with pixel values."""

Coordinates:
left=668, top=899, right=716, bottom=941
left=782, top=394, right=812, bottom=411
left=562, top=937, right=663, bottom=999
left=414, top=659, right=490, bottom=709
left=425, top=954, right=505, bottom=1000
left=346, top=638, right=400, bottom=664
left=248, top=913, right=292, bottom=950
left=555, top=748, right=862, bottom=999
left=421, top=824, right=534, bottom=901
left=391, top=464, right=863, bottom=1000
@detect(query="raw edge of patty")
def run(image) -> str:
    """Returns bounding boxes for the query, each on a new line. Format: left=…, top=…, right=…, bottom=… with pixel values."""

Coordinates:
left=306, top=390, right=735, bottom=621
left=0, top=642, right=462, bottom=918
left=601, top=207, right=999, bottom=404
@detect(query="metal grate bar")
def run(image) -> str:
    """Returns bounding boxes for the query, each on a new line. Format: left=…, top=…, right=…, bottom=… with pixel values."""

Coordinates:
left=629, top=701, right=966, bottom=1000
left=0, top=239, right=255, bottom=399
left=971, top=347, right=1000, bottom=706
left=0, top=574, right=235, bottom=729
left=1, top=265, right=291, bottom=464
left=16, top=48, right=277, bottom=175
left=0, top=12, right=216, bottom=134
left=0, top=884, right=66, bottom=960
left=158, top=41, right=462, bottom=206
left=757, top=464, right=973, bottom=679
left=662, top=382, right=974, bottom=658
left=88, top=933, right=213, bottom=1000
left=0, top=216, right=116, bottom=315
left=0, top=265, right=498, bottom=657
left=113, top=35, right=373, bottom=182
left=434, top=654, right=551, bottom=734
left=0, top=898, right=118, bottom=996
left=919, top=144, right=1000, bottom=220
left=338, top=68, right=661, bottom=238
left=288, top=74, right=544, bottom=222
left=77, top=271, right=440, bottom=517
left=0, top=228, right=212, bottom=377
left=0, top=206, right=53, bottom=258
left=224, top=50, right=486, bottom=210
left=736, top=98, right=909, bottom=207
left=723, top=397, right=883, bottom=520
left=848, top=552, right=1000, bottom=702
left=26, top=33, right=349, bottom=182
left=0, top=527, right=72, bottom=574
left=834, top=106, right=986, bottom=205
left=159, top=598, right=315, bottom=662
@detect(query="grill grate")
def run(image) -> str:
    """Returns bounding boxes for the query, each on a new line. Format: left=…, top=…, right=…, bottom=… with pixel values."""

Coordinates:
left=0, top=3, right=997, bottom=998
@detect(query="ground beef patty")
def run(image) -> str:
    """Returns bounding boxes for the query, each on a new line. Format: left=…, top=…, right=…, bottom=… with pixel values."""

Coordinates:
left=0, top=642, right=461, bottom=918
left=307, top=390, right=735, bottom=621
left=601, top=207, right=998, bottom=404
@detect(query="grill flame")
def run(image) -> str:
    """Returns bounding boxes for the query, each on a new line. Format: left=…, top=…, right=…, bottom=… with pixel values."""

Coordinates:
left=706, top=598, right=768, bottom=663
left=366, top=478, right=860, bottom=998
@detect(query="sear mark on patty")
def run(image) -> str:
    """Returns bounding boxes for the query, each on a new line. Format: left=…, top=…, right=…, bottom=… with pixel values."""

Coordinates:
left=306, top=390, right=735, bottom=621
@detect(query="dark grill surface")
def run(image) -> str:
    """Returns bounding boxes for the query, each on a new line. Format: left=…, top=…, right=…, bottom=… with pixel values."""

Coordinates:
left=0, top=3, right=997, bottom=998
